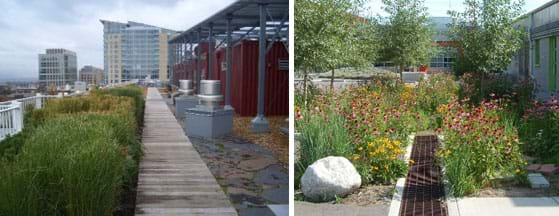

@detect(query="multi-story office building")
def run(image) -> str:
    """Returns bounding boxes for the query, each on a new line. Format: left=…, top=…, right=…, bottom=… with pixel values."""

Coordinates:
left=101, top=20, right=176, bottom=84
left=38, top=48, right=77, bottom=91
left=79, top=65, right=103, bottom=86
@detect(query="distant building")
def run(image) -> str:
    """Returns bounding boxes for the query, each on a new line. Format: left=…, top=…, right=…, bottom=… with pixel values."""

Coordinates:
left=427, top=17, right=457, bottom=73
left=100, top=20, right=177, bottom=85
left=506, top=0, right=559, bottom=98
left=79, top=65, right=103, bottom=86
left=38, top=48, right=77, bottom=91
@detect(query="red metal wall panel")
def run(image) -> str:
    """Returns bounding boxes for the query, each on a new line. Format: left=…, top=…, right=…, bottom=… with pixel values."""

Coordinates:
left=214, top=40, right=288, bottom=116
left=173, top=40, right=288, bottom=116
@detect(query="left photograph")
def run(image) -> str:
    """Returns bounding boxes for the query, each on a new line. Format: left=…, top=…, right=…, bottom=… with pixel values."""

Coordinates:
left=0, top=0, right=289, bottom=216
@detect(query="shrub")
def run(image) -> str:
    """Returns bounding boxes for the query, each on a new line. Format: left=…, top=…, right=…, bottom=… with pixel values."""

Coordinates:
left=519, top=97, right=559, bottom=163
left=436, top=98, right=525, bottom=197
left=416, top=73, right=459, bottom=114
left=352, top=137, right=408, bottom=184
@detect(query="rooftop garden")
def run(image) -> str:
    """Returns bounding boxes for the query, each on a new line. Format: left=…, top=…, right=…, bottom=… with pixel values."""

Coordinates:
left=295, top=0, right=557, bottom=207
left=0, top=85, right=145, bottom=215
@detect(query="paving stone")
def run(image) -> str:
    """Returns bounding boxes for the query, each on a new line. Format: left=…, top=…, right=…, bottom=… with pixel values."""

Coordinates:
left=528, top=173, right=550, bottom=188
left=239, top=207, right=275, bottom=216
left=227, top=187, right=258, bottom=197
left=261, top=185, right=289, bottom=204
left=239, top=157, right=277, bottom=171
left=527, top=164, right=541, bottom=172
left=254, top=164, right=289, bottom=185
left=539, top=164, right=559, bottom=175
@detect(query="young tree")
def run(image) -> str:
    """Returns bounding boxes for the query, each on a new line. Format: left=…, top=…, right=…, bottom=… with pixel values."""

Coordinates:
left=448, top=0, right=525, bottom=96
left=295, top=0, right=378, bottom=97
left=379, top=0, right=435, bottom=81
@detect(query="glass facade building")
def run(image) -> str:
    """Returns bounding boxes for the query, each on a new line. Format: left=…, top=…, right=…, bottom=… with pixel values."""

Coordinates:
left=101, top=20, right=176, bottom=84
left=38, top=48, right=77, bottom=91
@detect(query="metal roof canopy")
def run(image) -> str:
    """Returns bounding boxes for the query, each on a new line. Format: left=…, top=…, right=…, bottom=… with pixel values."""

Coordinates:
left=169, top=0, right=288, bottom=44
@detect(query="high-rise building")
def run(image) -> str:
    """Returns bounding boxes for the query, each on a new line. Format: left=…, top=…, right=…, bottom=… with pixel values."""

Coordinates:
left=101, top=20, right=177, bottom=84
left=79, top=65, right=103, bottom=86
left=38, top=48, right=77, bottom=91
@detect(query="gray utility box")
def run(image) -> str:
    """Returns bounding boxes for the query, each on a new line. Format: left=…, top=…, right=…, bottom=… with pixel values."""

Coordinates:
left=184, top=106, right=234, bottom=138
left=174, top=96, right=198, bottom=119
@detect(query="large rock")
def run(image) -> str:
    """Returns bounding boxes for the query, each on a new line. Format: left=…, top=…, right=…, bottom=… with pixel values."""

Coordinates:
left=301, top=156, right=361, bottom=201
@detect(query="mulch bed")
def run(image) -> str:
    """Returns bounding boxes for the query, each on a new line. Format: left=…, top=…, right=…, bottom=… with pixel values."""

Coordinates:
left=232, top=116, right=289, bottom=168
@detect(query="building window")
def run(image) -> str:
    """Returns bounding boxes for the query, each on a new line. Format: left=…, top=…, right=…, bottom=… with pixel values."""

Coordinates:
left=535, top=39, right=540, bottom=68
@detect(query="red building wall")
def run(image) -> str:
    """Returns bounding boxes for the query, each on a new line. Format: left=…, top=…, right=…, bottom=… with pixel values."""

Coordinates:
left=172, top=40, right=288, bottom=116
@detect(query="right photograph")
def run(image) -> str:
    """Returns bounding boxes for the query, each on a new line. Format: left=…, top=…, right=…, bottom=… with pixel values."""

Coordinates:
left=293, top=0, right=559, bottom=216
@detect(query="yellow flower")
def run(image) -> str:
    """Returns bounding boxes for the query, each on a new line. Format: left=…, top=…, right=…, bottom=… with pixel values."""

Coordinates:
left=445, top=149, right=451, bottom=155
left=353, top=155, right=360, bottom=161
left=369, top=151, right=375, bottom=156
left=390, top=155, right=396, bottom=160
left=372, top=166, right=379, bottom=170
left=368, top=142, right=374, bottom=148
left=384, top=165, right=389, bottom=170
left=408, top=159, right=415, bottom=164
left=515, top=169, right=522, bottom=174
left=394, top=140, right=401, bottom=146
left=358, top=146, right=364, bottom=151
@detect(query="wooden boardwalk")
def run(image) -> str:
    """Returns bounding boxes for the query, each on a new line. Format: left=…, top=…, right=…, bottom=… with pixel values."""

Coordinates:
left=135, top=88, right=237, bottom=216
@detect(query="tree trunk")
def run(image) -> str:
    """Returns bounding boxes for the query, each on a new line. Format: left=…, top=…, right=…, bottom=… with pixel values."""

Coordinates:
left=480, top=72, right=484, bottom=99
left=399, top=64, right=404, bottom=82
left=330, top=68, right=335, bottom=91
left=303, top=69, right=308, bottom=106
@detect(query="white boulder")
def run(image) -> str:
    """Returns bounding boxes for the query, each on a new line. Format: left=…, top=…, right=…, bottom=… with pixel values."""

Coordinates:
left=301, top=156, right=361, bottom=201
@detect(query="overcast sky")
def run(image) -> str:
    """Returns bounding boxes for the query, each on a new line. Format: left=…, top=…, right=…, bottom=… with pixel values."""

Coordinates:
left=0, top=0, right=553, bottom=81
left=0, top=0, right=234, bottom=80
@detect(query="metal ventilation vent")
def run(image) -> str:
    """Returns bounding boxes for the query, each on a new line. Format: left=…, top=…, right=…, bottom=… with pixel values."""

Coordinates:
left=278, top=59, right=288, bottom=71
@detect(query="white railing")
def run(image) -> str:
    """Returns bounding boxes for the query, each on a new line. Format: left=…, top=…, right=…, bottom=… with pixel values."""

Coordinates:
left=0, top=101, right=23, bottom=141
left=0, top=94, right=59, bottom=141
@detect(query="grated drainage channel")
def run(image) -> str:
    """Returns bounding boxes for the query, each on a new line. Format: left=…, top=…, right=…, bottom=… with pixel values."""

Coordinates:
left=399, top=135, right=447, bottom=216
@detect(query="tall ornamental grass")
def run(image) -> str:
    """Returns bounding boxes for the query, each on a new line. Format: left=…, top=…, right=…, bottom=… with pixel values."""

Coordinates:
left=0, top=114, right=127, bottom=215
left=0, top=85, right=145, bottom=215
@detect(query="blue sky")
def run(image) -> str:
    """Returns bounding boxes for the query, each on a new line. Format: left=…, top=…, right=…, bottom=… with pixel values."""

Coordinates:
left=0, top=0, right=554, bottom=80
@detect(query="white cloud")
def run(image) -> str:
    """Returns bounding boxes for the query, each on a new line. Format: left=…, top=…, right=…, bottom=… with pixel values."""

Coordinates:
left=0, top=0, right=234, bottom=80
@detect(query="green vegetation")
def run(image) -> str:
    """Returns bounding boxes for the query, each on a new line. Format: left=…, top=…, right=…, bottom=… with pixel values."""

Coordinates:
left=0, top=85, right=144, bottom=215
left=448, top=0, right=525, bottom=93
left=379, top=0, right=435, bottom=81
left=295, top=0, right=379, bottom=93
left=436, top=98, right=525, bottom=196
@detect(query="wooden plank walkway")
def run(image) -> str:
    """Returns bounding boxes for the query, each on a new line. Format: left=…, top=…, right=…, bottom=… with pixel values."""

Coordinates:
left=135, top=88, right=237, bottom=216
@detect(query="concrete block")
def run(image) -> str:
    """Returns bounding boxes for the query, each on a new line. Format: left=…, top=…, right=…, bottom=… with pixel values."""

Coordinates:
left=184, top=107, right=234, bottom=138
left=528, top=173, right=550, bottom=188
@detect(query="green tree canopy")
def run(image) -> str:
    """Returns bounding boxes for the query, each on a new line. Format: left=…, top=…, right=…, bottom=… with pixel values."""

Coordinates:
left=295, top=0, right=379, bottom=75
left=448, top=0, right=525, bottom=75
left=379, top=0, right=435, bottom=77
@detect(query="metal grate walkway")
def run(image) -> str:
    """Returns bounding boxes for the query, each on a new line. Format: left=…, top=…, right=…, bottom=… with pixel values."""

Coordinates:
left=135, top=88, right=237, bottom=216
left=399, top=135, right=447, bottom=216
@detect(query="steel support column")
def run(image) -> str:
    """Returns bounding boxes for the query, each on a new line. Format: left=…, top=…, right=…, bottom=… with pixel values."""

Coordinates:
left=225, top=17, right=233, bottom=110
left=251, top=3, right=269, bottom=133
left=196, top=29, right=202, bottom=93
left=208, top=22, right=214, bottom=80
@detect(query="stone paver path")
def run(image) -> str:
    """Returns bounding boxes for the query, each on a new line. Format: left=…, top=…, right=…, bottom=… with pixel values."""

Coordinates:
left=162, top=93, right=288, bottom=216
left=135, top=88, right=236, bottom=216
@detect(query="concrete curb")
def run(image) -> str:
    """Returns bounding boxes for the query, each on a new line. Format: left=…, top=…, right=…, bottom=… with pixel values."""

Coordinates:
left=388, top=133, right=415, bottom=216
